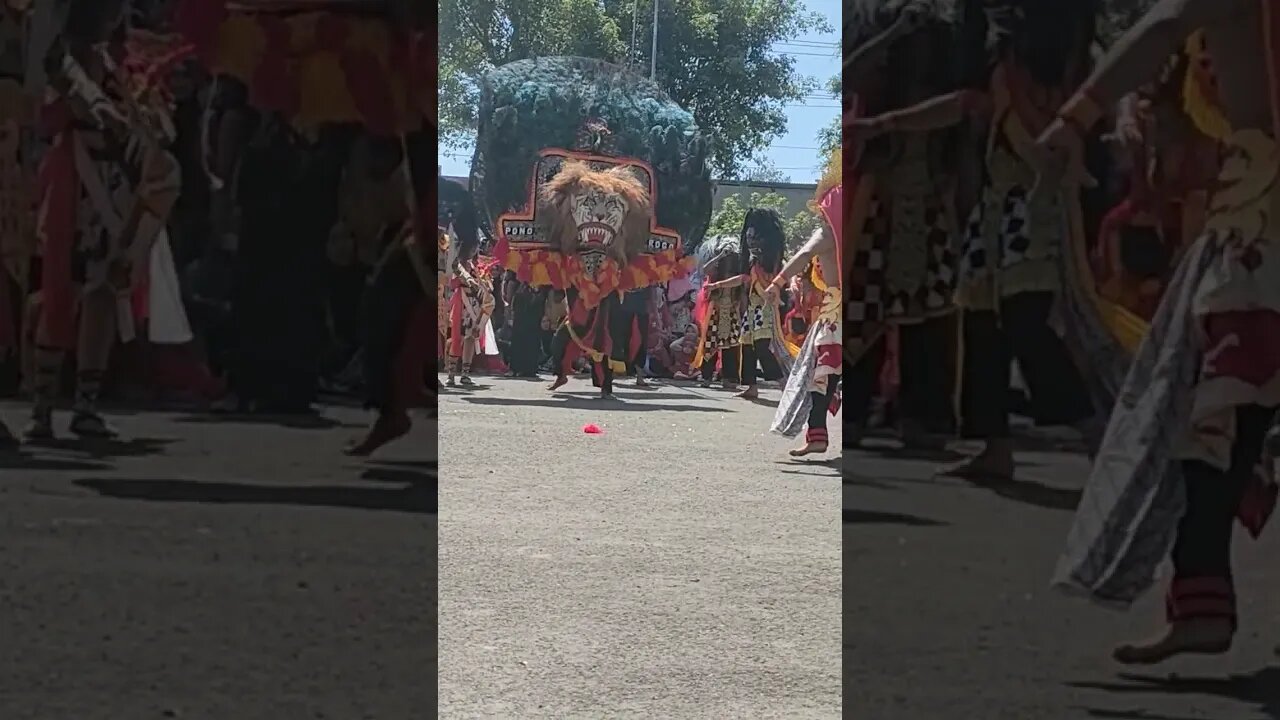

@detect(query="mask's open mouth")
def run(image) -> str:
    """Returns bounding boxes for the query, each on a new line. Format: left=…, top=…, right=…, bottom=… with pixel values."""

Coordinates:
left=577, top=221, right=617, bottom=246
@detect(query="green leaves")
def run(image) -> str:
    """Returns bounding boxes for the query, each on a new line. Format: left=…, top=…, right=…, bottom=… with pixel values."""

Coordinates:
left=704, top=192, right=821, bottom=255
left=440, top=0, right=832, bottom=177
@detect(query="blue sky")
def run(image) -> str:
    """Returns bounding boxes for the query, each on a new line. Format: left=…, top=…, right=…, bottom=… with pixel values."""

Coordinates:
left=439, top=0, right=840, bottom=183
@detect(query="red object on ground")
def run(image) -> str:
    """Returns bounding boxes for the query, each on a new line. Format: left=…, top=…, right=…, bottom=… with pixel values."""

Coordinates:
left=582, top=423, right=602, bottom=434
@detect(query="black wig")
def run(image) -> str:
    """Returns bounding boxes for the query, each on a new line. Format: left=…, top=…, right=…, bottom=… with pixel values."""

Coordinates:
left=739, top=208, right=785, bottom=275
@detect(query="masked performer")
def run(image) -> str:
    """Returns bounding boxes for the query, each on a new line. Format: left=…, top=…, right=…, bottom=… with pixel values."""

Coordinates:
left=495, top=150, right=691, bottom=400
left=443, top=253, right=494, bottom=387
left=846, top=0, right=962, bottom=447
left=1041, top=0, right=1280, bottom=666
left=692, top=239, right=744, bottom=389
left=770, top=153, right=841, bottom=457
left=853, top=0, right=1100, bottom=478
left=25, top=0, right=181, bottom=440
left=534, top=163, right=673, bottom=398
left=702, top=209, right=791, bottom=400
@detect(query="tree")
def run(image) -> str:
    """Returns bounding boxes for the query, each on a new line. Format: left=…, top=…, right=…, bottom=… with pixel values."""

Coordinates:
left=705, top=192, right=821, bottom=255
left=742, top=157, right=791, bottom=183
left=439, top=0, right=831, bottom=177
left=815, top=74, right=841, bottom=162
left=1099, top=0, right=1157, bottom=45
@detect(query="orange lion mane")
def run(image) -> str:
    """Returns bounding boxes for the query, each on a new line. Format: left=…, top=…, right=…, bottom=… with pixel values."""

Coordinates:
left=538, top=161, right=653, bottom=265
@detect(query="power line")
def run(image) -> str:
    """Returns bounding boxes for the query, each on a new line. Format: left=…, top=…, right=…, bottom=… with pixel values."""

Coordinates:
left=774, top=50, right=837, bottom=57
left=777, top=40, right=838, bottom=48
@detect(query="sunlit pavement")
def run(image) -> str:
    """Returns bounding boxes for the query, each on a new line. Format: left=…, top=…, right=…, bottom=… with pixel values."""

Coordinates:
left=0, top=401, right=435, bottom=720
left=438, top=374, right=841, bottom=719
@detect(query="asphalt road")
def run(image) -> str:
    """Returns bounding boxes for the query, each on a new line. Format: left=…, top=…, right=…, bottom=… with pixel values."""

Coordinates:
left=0, top=400, right=436, bottom=720
left=846, top=432, right=1280, bottom=720
left=437, top=375, right=842, bottom=719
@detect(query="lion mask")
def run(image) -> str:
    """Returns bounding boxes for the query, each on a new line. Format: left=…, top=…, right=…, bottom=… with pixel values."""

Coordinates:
left=538, top=161, right=653, bottom=271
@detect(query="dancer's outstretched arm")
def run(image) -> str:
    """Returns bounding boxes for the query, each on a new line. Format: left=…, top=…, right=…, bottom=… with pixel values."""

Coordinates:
left=1077, top=0, right=1252, bottom=111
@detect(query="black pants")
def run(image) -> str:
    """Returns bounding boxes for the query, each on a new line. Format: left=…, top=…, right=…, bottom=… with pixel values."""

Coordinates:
left=809, top=380, right=839, bottom=431
left=741, top=338, right=782, bottom=386
left=508, top=291, right=543, bottom=376
left=846, top=335, right=886, bottom=425
left=898, top=317, right=956, bottom=434
left=613, top=308, right=648, bottom=374
left=631, top=312, right=649, bottom=373
left=701, top=347, right=740, bottom=383
left=361, top=244, right=420, bottom=412
left=959, top=291, right=1093, bottom=438
left=1167, top=404, right=1275, bottom=625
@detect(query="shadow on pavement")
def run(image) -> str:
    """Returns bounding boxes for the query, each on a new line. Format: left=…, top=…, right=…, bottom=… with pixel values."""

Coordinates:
left=962, top=475, right=1084, bottom=512
left=858, top=444, right=968, bottom=463
left=75, top=475, right=437, bottom=515
left=0, top=452, right=111, bottom=472
left=843, top=508, right=947, bottom=527
left=554, top=389, right=709, bottom=402
left=1069, top=667, right=1280, bottom=720
left=174, top=413, right=360, bottom=430
left=22, top=436, right=176, bottom=460
left=1075, top=708, right=1205, bottom=720
left=362, top=466, right=435, bottom=486
left=460, top=396, right=731, bottom=413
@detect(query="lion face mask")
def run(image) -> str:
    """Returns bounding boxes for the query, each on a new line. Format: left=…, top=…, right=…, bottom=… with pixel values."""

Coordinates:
left=541, top=161, right=652, bottom=278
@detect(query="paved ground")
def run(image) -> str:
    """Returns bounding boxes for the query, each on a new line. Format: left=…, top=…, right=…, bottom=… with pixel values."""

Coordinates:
left=0, top=400, right=436, bottom=720
left=437, top=374, right=842, bottom=719
left=846, top=433, right=1280, bottom=720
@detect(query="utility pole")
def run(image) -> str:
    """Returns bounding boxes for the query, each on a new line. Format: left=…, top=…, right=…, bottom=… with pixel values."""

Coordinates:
left=650, top=0, right=658, bottom=80
left=630, top=0, right=640, bottom=68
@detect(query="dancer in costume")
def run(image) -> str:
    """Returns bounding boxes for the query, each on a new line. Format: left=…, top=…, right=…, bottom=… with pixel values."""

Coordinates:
left=345, top=127, right=434, bottom=457
left=27, top=0, right=181, bottom=440
left=443, top=253, right=494, bottom=387
left=0, top=0, right=30, bottom=448
left=477, top=59, right=707, bottom=396
left=853, top=0, right=1100, bottom=478
left=346, top=199, right=432, bottom=456
left=692, top=238, right=744, bottom=388
left=771, top=153, right=841, bottom=457
left=528, top=160, right=689, bottom=399
left=1040, top=0, right=1280, bottom=666
left=846, top=0, right=961, bottom=447
left=701, top=208, right=790, bottom=400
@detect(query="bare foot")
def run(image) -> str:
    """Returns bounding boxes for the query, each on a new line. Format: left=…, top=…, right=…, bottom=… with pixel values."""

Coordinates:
left=790, top=441, right=828, bottom=457
left=547, top=375, right=568, bottom=391
left=1113, top=618, right=1234, bottom=665
left=736, top=386, right=758, bottom=400
left=345, top=413, right=412, bottom=457
left=940, top=446, right=1014, bottom=481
